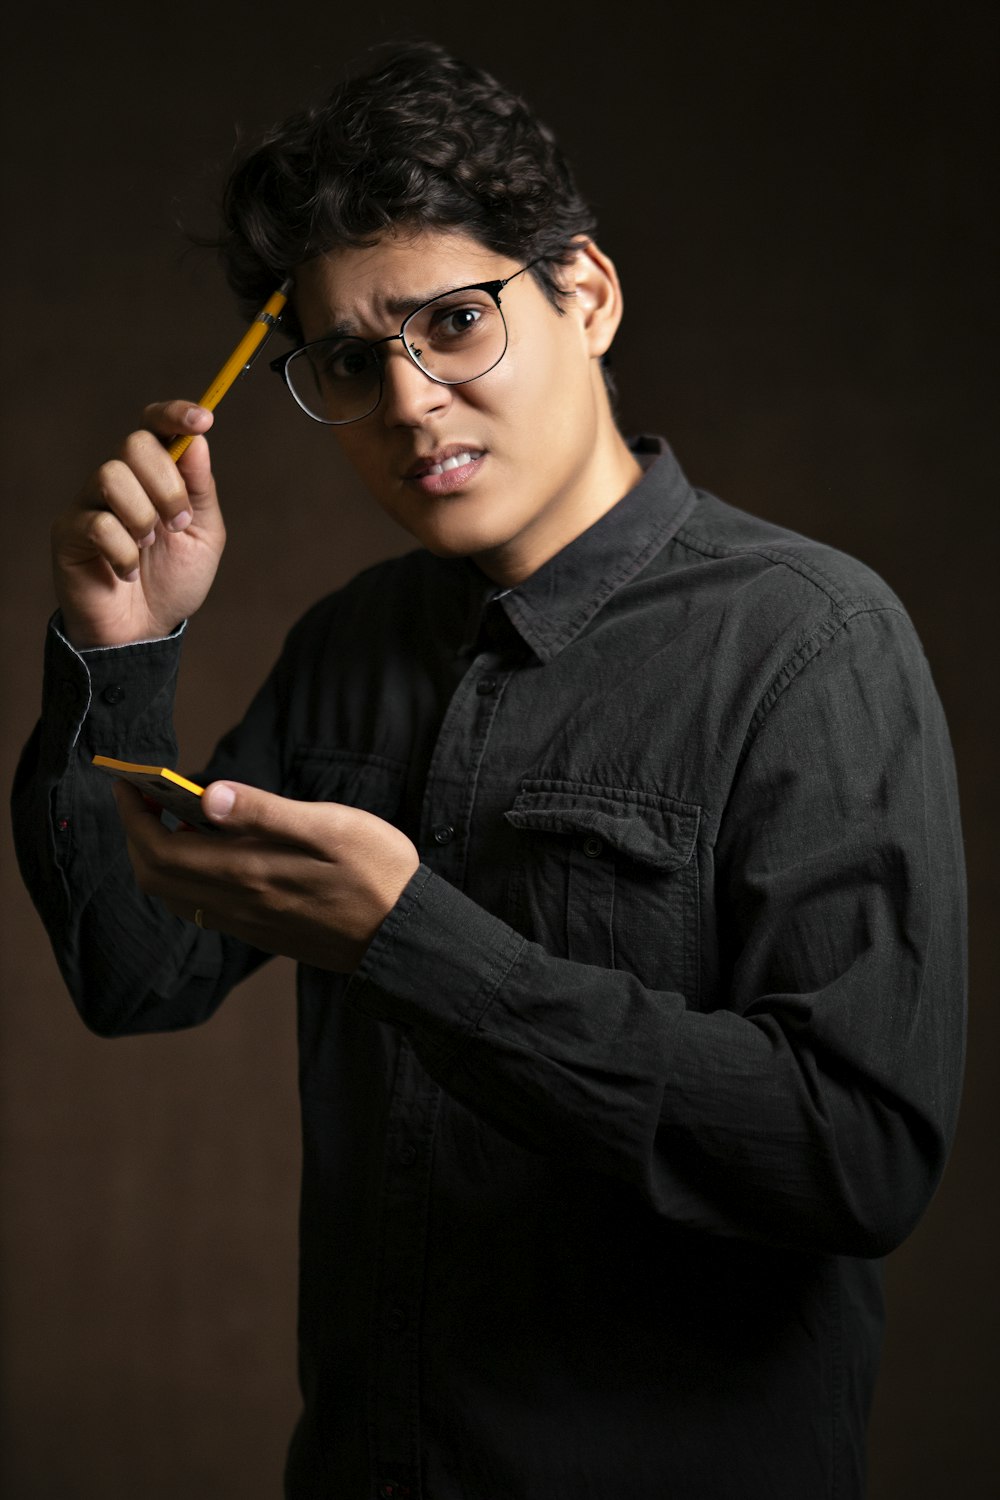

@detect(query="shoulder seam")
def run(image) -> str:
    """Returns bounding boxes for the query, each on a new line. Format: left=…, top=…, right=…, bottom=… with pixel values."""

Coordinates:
left=674, top=524, right=879, bottom=610
left=745, top=602, right=912, bottom=752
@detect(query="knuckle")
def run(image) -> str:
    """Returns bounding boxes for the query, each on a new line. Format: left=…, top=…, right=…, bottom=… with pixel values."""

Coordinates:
left=242, top=854, right=270, bottom=898
left=88, top=508, right=125, bottom=547
left=119, top=431, right=187, bottom=510
left=90, top=458, right=127, bottom=501
left=119, top=429, right=153, bottom=464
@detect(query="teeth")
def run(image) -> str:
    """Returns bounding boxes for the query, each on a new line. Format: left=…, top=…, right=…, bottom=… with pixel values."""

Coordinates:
left=426, top=451, right=477, bottom=476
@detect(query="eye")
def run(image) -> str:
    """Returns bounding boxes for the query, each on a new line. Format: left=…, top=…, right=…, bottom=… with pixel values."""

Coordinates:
left=436, top=306, right=482, bottom=337
left=423, top=302, right=496, bottom=344
left=312, top=339, right=373, bottom=382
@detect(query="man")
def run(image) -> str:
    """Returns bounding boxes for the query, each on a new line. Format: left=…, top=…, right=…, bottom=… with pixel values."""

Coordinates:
left=13, top=42, right=966, bottom=1500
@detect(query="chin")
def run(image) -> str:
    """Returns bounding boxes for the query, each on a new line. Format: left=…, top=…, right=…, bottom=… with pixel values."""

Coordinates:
left=416, top=529, right=505, bottom=562
left=398, top=507, right=518, bottom=562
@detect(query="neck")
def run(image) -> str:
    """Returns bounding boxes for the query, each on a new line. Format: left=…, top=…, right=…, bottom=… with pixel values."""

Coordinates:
left=475, top=409, right=643, bottom=588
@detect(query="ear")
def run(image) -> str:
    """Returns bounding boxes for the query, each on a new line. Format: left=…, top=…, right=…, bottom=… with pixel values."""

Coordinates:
left=560, top=238, right=625, bottom=359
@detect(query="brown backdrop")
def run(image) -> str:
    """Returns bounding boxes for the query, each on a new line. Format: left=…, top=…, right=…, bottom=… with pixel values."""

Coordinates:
left=2, top=3, right=996, bottom=1495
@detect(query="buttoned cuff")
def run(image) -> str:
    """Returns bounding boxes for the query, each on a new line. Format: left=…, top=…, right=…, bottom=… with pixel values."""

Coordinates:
left=347, top=865, right=527, bottom=1066
left=39, top=613, right=186, bottom=774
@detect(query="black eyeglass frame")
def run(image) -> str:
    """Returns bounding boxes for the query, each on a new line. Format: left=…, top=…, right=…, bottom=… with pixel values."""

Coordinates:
left=270, top=259, right=541, bottom=426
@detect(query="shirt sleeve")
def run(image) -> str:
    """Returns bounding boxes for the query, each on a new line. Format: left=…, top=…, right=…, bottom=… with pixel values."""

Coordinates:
left=10, top=618, right=276, bottom=1036
left=348, top=605, right=967, bottom=1257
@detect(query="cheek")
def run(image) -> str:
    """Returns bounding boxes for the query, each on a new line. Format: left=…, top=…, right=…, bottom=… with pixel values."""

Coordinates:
left=473, top=338, right=563, bottom=439
left=504, top=317, right=585, bottom=414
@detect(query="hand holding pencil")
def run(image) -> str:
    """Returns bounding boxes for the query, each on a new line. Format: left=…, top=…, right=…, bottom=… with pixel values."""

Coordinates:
left=50, top=283, right=289, bottom=651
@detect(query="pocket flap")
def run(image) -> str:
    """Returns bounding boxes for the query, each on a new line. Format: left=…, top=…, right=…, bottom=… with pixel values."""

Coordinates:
left=505, top=779, right=699, bottom=870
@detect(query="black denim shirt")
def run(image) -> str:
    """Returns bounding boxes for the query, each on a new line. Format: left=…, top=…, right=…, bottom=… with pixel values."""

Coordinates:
left=13, top=438, right=966, bottom=1499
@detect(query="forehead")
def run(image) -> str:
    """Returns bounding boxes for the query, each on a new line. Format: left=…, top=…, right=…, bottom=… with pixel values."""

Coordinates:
left=292, top=227, right=512, bottom=339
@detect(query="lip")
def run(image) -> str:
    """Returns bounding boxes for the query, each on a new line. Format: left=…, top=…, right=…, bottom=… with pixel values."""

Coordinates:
left=404, top=445, right=487, bottom=497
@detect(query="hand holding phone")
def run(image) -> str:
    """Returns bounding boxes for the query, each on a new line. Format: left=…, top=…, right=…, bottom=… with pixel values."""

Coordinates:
left=91, top=756, right=217, bottom=831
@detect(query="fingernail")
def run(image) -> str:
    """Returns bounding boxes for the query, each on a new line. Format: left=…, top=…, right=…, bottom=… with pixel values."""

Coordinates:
left=204, top=783, right=235, bottom=818
left=167, top=510, right=193, bottom=532
left=185, top=407, right=210, bottom=429
left=137, top=529, right=157, bottom=548
left=121, top=567, right=140, bottom=583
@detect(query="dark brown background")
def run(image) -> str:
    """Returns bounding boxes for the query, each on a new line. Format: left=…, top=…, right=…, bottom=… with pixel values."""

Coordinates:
left=2, top=2, right=996, bottom=1495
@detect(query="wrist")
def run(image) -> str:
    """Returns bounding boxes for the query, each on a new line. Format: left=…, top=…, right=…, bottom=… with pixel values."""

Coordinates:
left=55, top=604, right=183, bottom=652
left=54, top=609, right=185, bottom=653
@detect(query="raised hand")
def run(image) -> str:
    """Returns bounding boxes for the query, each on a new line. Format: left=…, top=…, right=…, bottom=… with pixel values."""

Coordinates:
left=52, top=401, right=226, bottom=648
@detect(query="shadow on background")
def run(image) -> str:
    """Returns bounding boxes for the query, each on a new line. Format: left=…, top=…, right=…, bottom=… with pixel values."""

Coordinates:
left=1, top=2, right=995, bottom=1495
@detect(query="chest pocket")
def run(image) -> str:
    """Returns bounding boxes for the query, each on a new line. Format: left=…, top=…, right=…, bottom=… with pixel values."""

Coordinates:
left=505, top=779, right=701, bottom=1003
left=289, top=746, right=408, bottom=823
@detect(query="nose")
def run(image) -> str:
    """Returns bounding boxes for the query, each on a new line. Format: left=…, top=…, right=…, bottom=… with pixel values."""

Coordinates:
left=379, top=341, right=453, bottom=427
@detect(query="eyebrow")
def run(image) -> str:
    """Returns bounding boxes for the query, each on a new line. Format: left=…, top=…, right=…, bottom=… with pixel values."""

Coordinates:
left=321, top=279, right=490, bottom=341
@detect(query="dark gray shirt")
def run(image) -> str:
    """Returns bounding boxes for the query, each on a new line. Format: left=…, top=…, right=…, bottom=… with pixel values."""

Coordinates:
left=13, top=437, right=966, bottom=1499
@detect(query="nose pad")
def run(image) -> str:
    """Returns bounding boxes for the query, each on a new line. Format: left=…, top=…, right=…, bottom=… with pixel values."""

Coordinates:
left=380, top=343, right=451, bottom=423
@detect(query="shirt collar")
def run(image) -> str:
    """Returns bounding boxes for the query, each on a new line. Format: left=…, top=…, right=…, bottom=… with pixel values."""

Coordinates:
left=460, top=436, right=697, bottom=664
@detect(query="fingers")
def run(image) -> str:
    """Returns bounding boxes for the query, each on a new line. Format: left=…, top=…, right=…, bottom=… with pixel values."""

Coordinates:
left=74, top=451, right=188, bottom=584
left=114, top=778, right=419, bottom=967
left=118, top=426, right=197, bottom=531
left=54, top=406, right=218, bottom=584
left=141, top=399, right=214, bottom=447
left=200, top=782, right=420, bottom=902
left=113, top=780, right=229, bottom=899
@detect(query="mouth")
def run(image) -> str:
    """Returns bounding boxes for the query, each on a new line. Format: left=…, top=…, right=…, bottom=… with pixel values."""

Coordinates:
left=406, top=446, right=485, bottom=479
left=404, top=446, right=487, bottom=496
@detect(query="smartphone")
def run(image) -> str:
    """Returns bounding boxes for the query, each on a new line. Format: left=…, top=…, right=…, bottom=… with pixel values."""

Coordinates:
left=91, top=755, right=217, bottom=831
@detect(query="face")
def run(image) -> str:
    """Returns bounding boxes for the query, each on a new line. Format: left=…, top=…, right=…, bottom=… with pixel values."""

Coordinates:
left=291, top=227, right=638, bottom=585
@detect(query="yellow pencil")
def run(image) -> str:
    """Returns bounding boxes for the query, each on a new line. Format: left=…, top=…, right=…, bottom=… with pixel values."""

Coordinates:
left=167, top=280, right=291, bottom=461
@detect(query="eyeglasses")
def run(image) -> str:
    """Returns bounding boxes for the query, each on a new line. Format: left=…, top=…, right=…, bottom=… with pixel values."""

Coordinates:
left=270, top=261, right=538, bottom=425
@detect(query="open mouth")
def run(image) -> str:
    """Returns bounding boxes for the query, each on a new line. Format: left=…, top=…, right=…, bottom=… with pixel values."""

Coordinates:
left=421, top=449, right=483, bottom=476
left=405, top=447, right=488, bottom=496
left=408, top=447, right=485, bottom=479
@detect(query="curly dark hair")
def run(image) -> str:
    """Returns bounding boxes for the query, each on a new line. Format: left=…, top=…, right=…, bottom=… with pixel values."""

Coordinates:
left=218, top=42, right=599, bottom=341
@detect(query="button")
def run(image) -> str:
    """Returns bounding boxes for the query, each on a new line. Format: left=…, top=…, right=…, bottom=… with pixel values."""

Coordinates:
left=397, top=1143, right=417, bottom=1167
left=476, top=675, right=498, bottom=695
left=582, top=835, right=604, bottom=858
left=101, top=684, right=126, bottom=705
left=433, top=824, right=455, bottom=845
left=385, top=1305, right=408, bottom=1333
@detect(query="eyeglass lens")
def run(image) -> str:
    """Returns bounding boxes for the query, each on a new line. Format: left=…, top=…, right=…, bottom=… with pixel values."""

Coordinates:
left=286, top=284, right=509, bottom=424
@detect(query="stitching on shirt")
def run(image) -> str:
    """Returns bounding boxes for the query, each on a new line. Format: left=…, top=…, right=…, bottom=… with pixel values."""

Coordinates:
left=460, top=928, right=529, bottom=1042
left=53, top=617, right=188, bottom=752
left=422, top=875, right=528, bottom=1045
left=353, top=868, right=527, bottom=1055
left=672, top=526, right=864, bottom=609
left=741, top=603, right=911, bottom=763
left=291, top=744, right=410, bottom=776
left=512, top=491, right=699, bottom=659
left=515, top=778, right=701, bottom=819
left=360, top=862, right=435, bottom=976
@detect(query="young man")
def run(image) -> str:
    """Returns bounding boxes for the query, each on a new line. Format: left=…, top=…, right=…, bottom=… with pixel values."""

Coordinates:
left=13, top=43, right=966, bottom=1500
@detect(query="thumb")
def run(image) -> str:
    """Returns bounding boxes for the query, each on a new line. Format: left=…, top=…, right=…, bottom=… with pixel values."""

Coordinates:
left=201, top=781, right=329, bottom=846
